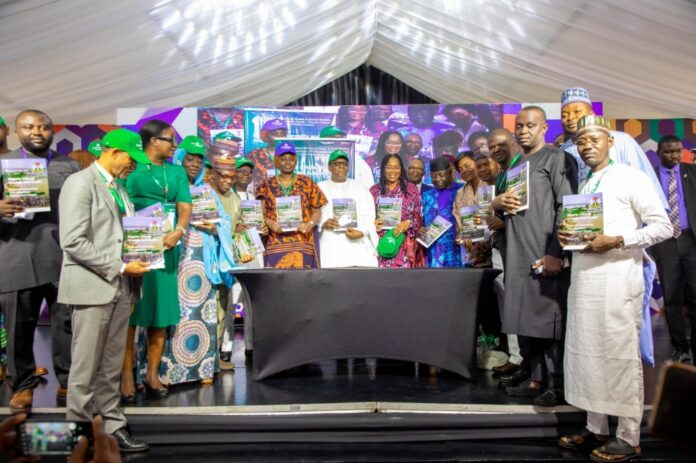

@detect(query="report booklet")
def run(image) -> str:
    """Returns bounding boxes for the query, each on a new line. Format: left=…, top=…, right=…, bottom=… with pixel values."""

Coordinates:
left=417, top=215, right=453, bottom=248
left=332, top=198, right=358, bottom=230
left=376, top=196, right=402, bottom=230
left=122, top=216, right=165, bottom=269
left=240, top=199, right=264, bottom=228
left=135, top=202, right=173, bottom=232
left=459, top=205, right=485, bottom=242
left=190, top=185, right=221, bottom=225
left=505, top=161, right=529, bottom=214
left=233, top=227, right=265, bottom=264
left=1, top=158, right=50, bottom=213
left=276, top=195, right=302, bottom=232
left=476, top=184, right=495, bottom=222
left=561, top=193, right=604, bottom=251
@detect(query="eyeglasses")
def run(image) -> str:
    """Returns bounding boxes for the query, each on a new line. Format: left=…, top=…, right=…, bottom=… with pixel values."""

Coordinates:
left=155, top=136, right=177, bottom=146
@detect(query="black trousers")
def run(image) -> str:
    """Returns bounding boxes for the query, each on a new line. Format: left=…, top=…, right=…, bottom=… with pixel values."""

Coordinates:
left=1, top=283, right=72, bottom=391
left=518, top=335, right=563, bottom=389
left=651, top=230, right=696, bottom=357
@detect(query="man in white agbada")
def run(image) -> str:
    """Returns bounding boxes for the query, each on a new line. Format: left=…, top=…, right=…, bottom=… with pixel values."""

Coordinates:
left=557, top=116, right=671, bottom=463
left=318, top=149, right=378, bottom=268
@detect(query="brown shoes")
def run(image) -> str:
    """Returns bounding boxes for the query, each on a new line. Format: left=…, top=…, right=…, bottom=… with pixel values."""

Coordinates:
left=492, top=361, right=519, bottom=379
left=9, top=389, right=33, bottom=414
left=35, top=366, right=49, bottom=377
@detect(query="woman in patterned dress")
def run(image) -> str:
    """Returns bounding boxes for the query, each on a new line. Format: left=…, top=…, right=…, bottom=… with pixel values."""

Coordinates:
left=369, top=153, right=424, bottom=268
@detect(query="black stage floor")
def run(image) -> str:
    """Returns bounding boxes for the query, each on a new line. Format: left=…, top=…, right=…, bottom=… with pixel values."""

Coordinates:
left=1, top=316, right=694, bottom=462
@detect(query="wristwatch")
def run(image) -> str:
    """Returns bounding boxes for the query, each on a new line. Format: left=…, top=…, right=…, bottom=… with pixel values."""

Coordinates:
left=614, top=235, right=625, bottom=249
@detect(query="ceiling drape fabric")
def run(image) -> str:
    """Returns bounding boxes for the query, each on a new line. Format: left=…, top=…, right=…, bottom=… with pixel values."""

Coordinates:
left=0, top=0, right=694, bottom=124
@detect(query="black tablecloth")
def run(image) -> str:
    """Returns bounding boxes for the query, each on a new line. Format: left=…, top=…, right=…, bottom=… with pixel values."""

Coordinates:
left=232, top=268, right=500, bottom=381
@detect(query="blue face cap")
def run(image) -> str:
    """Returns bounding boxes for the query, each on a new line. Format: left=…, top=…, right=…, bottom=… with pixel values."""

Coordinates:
left=274, top=141, right=296, bottom=156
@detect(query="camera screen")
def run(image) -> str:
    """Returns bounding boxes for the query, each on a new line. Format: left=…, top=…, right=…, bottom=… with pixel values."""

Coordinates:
left=23, top=422, right=81, bottom=455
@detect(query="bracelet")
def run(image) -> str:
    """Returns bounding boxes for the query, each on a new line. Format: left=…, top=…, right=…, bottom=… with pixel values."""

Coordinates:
left=176, top=225, right=187, bottom=235
left=307, top=220, right=315, bottom=227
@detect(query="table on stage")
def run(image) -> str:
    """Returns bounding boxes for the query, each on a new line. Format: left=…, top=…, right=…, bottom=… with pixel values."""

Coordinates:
left=232, top=268, right=500, bottom=381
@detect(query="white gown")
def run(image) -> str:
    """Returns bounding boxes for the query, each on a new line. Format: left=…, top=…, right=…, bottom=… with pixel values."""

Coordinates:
left=317, top=179, right=378, bottom=268
left=565, top=164, right=671, bottom=417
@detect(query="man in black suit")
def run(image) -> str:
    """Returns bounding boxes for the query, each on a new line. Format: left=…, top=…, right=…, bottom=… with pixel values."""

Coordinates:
left=0, top=110, right=79, bottom=412
left=651, top=135, right=696, bottom=364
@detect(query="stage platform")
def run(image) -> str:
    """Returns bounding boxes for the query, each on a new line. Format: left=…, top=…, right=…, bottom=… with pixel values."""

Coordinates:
left=1, top=318, right=694, bottom=461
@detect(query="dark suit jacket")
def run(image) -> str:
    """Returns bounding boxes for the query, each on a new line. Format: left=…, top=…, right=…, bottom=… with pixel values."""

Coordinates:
left=654, top=162, right=696, bottom=230
left=0, top=149, right=80, bottom=292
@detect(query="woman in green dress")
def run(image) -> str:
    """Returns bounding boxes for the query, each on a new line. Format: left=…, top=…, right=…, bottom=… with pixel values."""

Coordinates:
left=120, top=120, right=192, bottom=401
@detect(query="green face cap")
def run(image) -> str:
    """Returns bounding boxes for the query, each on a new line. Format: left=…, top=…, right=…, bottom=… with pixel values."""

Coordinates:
left=101, top=128, right=150, bottom=164
left=0, top=116, right=5, bottom=126
left=87, top=139, right=103, bottom=157
left=377, top=230, right=405, bottom=258
left=179, top=135, right=206, bottom=156
left=328, top=149, right=349, bottom=164
left=212, top=131, right=242, bottom=143
left=319, top=125, right=346, bottom=138
left=235, top=157, right=255, bottom=170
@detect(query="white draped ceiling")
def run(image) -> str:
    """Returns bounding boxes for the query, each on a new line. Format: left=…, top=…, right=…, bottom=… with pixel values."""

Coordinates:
left=1, top=0, right=695, bottom=124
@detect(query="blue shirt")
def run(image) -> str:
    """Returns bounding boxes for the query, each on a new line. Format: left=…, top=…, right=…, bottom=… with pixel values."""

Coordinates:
left=659, top=163, right=690, bottom=230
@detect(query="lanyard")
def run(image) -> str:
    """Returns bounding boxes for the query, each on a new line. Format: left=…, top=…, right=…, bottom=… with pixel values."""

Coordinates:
left=582, top=160, right=614, bottom=194
left=495, top=152, right=521, bottom=193
left=21, top=147, right=52, bottom=162
left=96, top=169, right=126, bottom=214
left=147, top=163, right=169, bottom=197
left=278, top=174, right=296, bottom=196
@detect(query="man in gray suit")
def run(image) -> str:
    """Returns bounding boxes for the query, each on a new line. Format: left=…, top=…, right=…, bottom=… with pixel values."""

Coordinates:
left=0, top=110, right=79, bottom=412
left=59, top=128, right=150, bottom=453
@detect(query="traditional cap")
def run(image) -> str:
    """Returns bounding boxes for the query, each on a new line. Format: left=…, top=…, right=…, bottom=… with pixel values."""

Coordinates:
left=261, top=119, right=288, bottom=133
left=561, top=87, right=591, bottom=107
left=178, top=135, right=206, bottom=156
left=207, top=143, right=237, bottom=171
left=328, top=149, right=349, bottom=164
left=0, top=116, right=5, bottom=126
left=430, top=156, right=451, bottom=172
left=320, top=125, right=345, bottom=138
left=574, top=115, right=611, bottom=138
left=87, top=139, right=103, bottom=157
left=275, top=141, right=296, bottom=156
left=212, top=131, right=241, bottom=143
left=101, top=128, right=150, bottom=164
left=235, top=157, right=255, bottom=170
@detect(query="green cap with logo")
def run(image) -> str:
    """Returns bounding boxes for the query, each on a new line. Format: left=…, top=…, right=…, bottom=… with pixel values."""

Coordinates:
left=213, top=131, right=242, bottom=143
left=328, top=149, right=349, bottom=164
left=101, top=128, right=150, bottom=164
left=319, top=125, right=345, bottom=138
left=235, top=157, right=255, bottom=170
left=87, top=139, right=103, bottom=157
left=179, top=135, right=206, bottom=156
left=377, top=229, right=405, bottom=258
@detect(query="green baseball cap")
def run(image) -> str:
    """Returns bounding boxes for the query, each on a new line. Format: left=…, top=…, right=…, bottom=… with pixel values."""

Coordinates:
left=377, top=230, right=405, bottom=258
left=0, top=116, right=5, bottom=126
left=320, top=125, right=345, bottom=138
left=328, top=149, right=349, bottom=164
left=101, top=128, right=150, bottom=164
left=235, top=157, right=255, bottom=169
left=213, top=131, right=242, bottom=143
left=87, top=139, right=103, bottom=157
left=179, top=135, right=206, bottom=156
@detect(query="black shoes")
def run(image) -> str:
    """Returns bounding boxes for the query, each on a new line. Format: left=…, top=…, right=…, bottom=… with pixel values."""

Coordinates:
left=112, top=427, right=149, bottom=453
left=505, top=379, right=543, bottom=398
left=498, top=368, right=530, bottom=388
left=533, top=388, right=563, bottom=407
left=143, top=381, right=169, bottom=399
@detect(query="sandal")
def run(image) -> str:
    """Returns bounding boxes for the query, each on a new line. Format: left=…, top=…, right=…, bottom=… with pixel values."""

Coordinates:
left=559, top=428, right=609, bottom=451
left=590, top=437, right=642, bottom=462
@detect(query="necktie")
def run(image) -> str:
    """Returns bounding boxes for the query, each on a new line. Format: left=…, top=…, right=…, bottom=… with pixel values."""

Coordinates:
left=668, top=170, right=681, bottom=239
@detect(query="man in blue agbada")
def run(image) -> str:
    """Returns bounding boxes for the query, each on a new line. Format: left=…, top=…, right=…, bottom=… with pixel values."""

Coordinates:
left=421, top=157, right=463, bottom=267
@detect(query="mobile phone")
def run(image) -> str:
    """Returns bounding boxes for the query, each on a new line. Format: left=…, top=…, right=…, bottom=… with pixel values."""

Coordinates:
left=16, top=420, right=93, bottom=456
